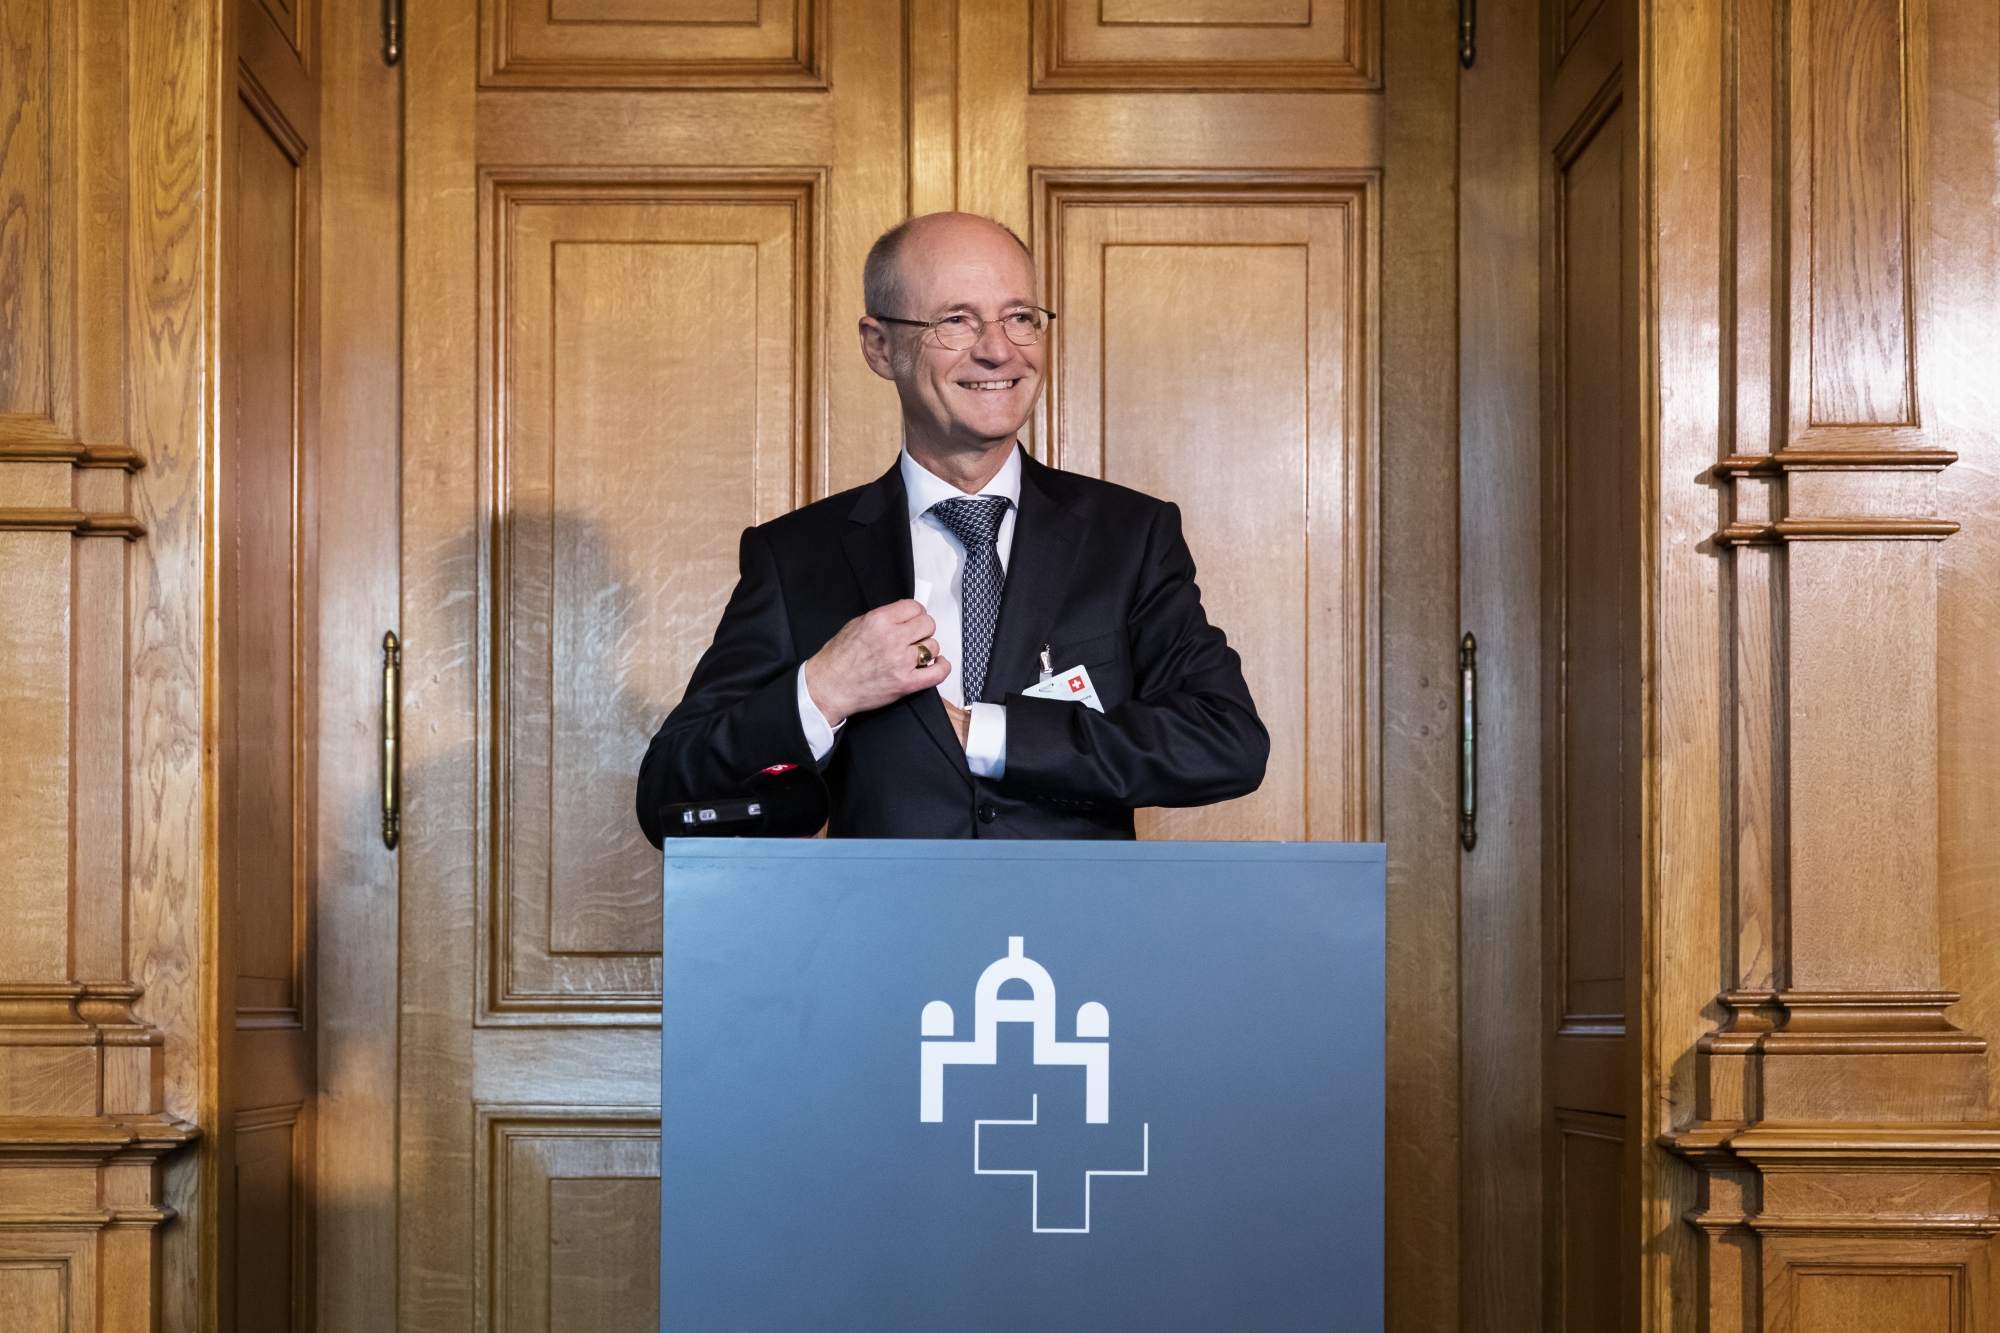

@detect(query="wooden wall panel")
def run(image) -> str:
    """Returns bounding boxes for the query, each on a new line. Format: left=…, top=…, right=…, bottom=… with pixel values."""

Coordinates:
left=1031, top=0, right=1376, bottom=91
left=1554, top=91, right=1629, bottom=1035
left=0, top=1264, right=67, bottom=1333
left=232, top=1110, right=299, bottom=1329
left=486, top=176, right=813, bottom=1016
left=480, top=0, right=824, bottom=89
left=1792, top=1270, right=1954, bottom=1333
left=1789, top=0, right=1926, bottom=443
left=222, top=91, right=306, bottom=1024
left=480, top=1111, right=661, bottom=1333
left=1041, top=180, right=1375, bottom=843
left=1556, top=1111, right=1625, bottom=1333
left=1657, top=0, right=2000, bottom=1324
left=0, top=522, right=71, bottom=981
left=0, top=0, right=72, bottom=442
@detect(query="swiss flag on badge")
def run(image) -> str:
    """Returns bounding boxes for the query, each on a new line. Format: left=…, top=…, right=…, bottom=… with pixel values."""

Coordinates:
left=1021, top=661, right=1105, bottom=713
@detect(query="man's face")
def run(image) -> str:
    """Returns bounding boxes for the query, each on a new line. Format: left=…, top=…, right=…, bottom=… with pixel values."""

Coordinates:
left=861, top=216, right=1046, bottom=456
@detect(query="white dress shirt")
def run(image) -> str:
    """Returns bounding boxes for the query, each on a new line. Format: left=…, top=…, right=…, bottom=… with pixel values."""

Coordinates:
left=796, top=447, right=1020, bottom=777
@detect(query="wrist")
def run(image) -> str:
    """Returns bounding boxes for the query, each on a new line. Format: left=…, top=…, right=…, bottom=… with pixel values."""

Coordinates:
left=803, top=657, right=848, bottom=727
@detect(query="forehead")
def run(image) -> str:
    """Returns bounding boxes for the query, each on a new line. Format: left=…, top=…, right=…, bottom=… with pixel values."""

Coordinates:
left=898, top=224, right=1038, bottom=309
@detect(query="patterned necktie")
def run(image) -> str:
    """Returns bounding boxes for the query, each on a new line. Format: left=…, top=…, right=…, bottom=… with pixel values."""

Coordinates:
left=929, top=495, right=1012, bottom=703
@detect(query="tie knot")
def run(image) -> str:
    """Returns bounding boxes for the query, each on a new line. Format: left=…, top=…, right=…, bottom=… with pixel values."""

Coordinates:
left=929, top=495, right=1011, bottom=550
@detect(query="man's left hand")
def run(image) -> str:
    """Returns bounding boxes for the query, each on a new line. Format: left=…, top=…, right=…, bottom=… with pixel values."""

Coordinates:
left=943, top=699, right=970, bottom=749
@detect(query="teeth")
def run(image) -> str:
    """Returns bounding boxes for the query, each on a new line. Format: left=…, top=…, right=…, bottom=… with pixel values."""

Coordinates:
left=962, top=380, right=1018, bottom=390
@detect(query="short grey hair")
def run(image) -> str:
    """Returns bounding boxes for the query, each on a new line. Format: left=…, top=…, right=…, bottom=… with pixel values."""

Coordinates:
left=863, top=214, right=1033, bottom=319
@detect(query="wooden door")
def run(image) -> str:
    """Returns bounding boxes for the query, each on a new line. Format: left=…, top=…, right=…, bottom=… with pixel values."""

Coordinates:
left=1540, top=0, right=1642, bottom=1327
left=397, top=2, right=1382, bottom=1328
left=218, top=0, right=322, bottom=1326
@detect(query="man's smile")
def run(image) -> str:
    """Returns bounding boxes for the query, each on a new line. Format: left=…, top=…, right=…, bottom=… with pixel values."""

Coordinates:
left=959, top=378, right=1022, bottom=391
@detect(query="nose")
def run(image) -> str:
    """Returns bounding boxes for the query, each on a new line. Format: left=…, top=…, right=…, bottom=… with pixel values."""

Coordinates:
left=969, top=317, right=1016, bottom=365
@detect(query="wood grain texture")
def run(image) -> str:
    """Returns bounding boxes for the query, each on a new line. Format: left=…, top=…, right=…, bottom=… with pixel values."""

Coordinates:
left=1377, top=0, right=1461, bottom=1326
left=1039, top=181, right=1375, bottom=843
left=399, top=0, right=483, bottom=1326
left=1803, top=0, right=1916, bottom=428
left=818, top=0, right=903, bottom=497
left=1456, top=0, right=1543, bottom=1323
left=1025, top=94, right=1382, bottom=172
left=1031, top=0, right=1376, bottom=91
left=905, top=0, right=956, bottom=215
left=120, top=0, right=220, bottom=1324
left=0, top=0, right=58, bottom=428
left=403, top=5, right=900, bottom=1331
left=485, top=177, right=813, bottom=1015
left=480, top=0, right=824, bottom=88
left=1931, top=0, right=2000, bottom=1296
left=0, top=528, right=71, bottom=982
left=1644, top=0, right=1727, bottom=1323
left=478, top=1111, right=660, bottom=1333
left=311, top=3, right=404, bottom=1326
left=1786, top=0, right=1929, bottom=447
left=1658, top=0, right=2000, bottom=1327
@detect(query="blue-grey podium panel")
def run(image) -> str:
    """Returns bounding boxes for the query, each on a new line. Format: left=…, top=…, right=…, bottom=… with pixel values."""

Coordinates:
left=660, top=840, right=1385, bottom=1333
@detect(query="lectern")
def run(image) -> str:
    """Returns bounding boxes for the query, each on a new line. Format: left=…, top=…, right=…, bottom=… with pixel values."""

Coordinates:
left=659, top=840, right=1385, bottom=1332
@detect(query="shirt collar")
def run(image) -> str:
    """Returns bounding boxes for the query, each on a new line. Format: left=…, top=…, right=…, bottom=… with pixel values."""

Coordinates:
left=901, top=444, right=1023, bottom=524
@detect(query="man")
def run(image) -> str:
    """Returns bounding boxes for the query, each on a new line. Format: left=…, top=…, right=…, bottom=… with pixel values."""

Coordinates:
left=637, top=212, right=1266, bottom=841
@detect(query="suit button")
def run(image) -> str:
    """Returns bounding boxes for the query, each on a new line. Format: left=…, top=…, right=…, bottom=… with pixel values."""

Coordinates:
left=977, top=802, right=997, bottom=824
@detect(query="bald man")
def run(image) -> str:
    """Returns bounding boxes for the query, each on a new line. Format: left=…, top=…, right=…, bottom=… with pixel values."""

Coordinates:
left=637, top=212, right=1267, bottom=841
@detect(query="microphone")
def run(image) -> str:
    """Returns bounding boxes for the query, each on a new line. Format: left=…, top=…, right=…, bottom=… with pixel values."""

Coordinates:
left=658, top=762, right=829, bottom=838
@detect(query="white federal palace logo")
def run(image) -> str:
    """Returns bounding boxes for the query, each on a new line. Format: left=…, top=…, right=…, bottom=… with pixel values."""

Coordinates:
left=919, top=937, right=1149, bottom=1233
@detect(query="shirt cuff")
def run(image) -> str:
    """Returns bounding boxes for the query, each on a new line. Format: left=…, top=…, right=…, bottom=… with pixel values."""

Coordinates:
left=965, top=702, right=1007, bottom=779
left=796, top=665, right=844, bottom=762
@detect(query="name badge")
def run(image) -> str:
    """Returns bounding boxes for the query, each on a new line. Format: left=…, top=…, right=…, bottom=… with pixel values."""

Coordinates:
left=1019, top=663, right=1104, bottom=713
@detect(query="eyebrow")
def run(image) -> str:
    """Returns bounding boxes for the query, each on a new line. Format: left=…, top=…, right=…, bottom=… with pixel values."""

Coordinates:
left=935, top=301, right=1037, bottom=315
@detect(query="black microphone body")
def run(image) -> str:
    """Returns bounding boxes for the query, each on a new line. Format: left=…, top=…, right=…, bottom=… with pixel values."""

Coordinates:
left=656, top=762, right=829, bottom=841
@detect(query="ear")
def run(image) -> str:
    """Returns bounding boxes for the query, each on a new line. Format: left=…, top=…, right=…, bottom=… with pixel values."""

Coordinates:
left=858, top=317, right=898, bottom=382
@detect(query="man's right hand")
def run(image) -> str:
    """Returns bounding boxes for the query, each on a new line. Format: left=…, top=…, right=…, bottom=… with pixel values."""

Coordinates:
left=803, top=600, right=950, bottom=726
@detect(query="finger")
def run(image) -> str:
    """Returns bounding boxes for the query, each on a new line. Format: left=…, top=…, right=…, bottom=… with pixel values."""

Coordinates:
left=881, top=598, right=929, bottom=625
left=914, top=654, right=951, bottom=680
left=911, top=637, right=941, bottom=668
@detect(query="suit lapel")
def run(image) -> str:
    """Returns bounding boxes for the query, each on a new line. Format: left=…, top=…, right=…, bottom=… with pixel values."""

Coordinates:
left=983, top=453, right=1084, bottom=703
left=843, top=460, right=971, bottom=782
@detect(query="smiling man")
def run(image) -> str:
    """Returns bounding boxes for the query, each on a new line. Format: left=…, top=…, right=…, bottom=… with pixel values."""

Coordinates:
left=637, top=212, right=1268, bottom=841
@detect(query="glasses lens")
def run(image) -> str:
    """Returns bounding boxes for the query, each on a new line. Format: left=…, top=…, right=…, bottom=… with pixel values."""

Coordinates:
left=1001, top=310, right=1048, bottom=345
left=928, top=314, right=979, bottom=350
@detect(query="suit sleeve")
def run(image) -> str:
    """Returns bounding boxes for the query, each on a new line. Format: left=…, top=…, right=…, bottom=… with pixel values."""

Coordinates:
left=998, top=502, right=1269, bottom=810
left=635, top=526, right=816, bottom=846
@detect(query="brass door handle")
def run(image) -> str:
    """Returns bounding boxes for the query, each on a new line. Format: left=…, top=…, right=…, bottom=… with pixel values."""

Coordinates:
left=1460, top=632, right=1477, bottom=851
left=382, top=631, right=401, bottom=849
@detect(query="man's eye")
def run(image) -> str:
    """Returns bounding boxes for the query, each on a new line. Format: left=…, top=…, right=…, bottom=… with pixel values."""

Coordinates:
left=936, top=314, right=977, bottom=333
left=1003, top=312, right=1037, bottom=328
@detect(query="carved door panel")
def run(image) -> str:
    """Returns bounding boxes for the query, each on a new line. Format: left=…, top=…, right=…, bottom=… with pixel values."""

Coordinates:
left=395, top=3, right=1384, bottom=1329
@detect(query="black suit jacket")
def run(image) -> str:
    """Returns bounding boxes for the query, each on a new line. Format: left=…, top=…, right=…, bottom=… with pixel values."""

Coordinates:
left=636, top=450, right=1268, bottom=841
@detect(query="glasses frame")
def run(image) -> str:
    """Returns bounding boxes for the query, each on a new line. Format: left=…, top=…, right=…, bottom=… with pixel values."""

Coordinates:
left=867, top=306, right=1058, bottom=349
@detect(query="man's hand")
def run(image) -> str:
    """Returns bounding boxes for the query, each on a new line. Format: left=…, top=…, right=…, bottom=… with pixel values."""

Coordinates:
left=942, top=699, right=970, bottom=749
left=803, top=600, right=950, bottom=726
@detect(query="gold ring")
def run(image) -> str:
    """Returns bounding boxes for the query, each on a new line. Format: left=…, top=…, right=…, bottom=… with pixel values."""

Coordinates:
left=915, top=643, right=935, bottom=669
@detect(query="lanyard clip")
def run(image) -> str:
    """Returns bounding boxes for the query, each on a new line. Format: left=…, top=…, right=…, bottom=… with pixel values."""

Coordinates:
left=1038, top=645, right=1053, bottom=683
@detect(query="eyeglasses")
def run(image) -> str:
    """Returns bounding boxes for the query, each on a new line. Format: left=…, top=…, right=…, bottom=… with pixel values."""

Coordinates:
left=868, top=306, right=1056, bottom=350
